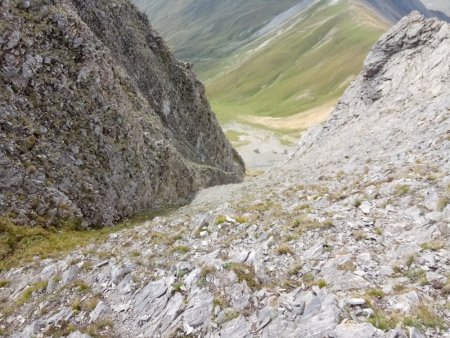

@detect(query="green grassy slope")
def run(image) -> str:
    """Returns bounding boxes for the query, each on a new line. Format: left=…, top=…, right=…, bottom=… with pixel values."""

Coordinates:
left=206, top=0, right=389, bottom=121
left=133, top=0, right=301, bottom=73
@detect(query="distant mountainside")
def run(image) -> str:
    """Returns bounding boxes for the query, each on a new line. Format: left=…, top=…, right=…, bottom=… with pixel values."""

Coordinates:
left=135, top=0, right=449, bottom=126
left=132, top=0, right=302, bottom=73
left=206, top=0, right=388, bottom=121
left=423, top=0, right=450, bottom=15
left=362, top=0, right=450, bottom=23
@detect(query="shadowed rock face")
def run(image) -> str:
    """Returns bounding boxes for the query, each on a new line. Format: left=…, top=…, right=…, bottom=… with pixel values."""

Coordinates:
left=0, top=0, right=244, bottom=227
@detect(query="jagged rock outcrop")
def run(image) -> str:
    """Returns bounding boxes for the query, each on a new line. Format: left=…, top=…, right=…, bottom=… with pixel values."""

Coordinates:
left=288, top=11, right=449, bottom=176
left=0, top=0, right=244, bottom=227
left=1, top=11, right=449, bottom=338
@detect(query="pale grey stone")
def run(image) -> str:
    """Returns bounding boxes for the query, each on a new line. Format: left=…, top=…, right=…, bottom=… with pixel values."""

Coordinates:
left=89, top=301, right=110, bottom=323
left=67, top=331, right=93, bottom=338
left=62, top=265, right=79, bottom=284
left=348, top=298, right=366, bottom=306
left=334, top=323, right=385, bottom=338
left=183, top=288, right=213, bottom=329
left=360, top=201, right=372, bottom=214
left=214, top=316, right=251, bottom=338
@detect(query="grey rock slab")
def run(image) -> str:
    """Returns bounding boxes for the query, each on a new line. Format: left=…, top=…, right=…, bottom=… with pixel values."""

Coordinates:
left=303, top=242, right=324, bottom=260
left=214, top=316, right=252, bottom=338
left=47, top=307, right=74, bottom=325
left=334, top=323, right=386, bottom=337
left=379, top=265, right=395, bottom=276
left=133, top=278, right=171, bottom=313
left=232, top=250, right=251, bottom=263
left=228, top=282, right=252, bottom=311
left=183, top=288, right=213, bottom=329
left=386, top=328, right=408, bottom=338
left=404, top=206, right=424, bottom=223
left=426, top=271, right=445, bottom=283
left=141, top=292, right=185, bottom=336
left=11, top=320, right=45, bottom=338
left=290, top=290, right=340, bottom=338
left=62, top=265, right=80, bottom=284
left=256, top=308, right=274, bottom=332
left=261, top=317, right=297, bottom=338
left=89, top=301, right=110, bottom=323
left=360, top=201, right=372, bottom=214
left=386, top=291, right=420, bottom=314
left=67, top=331, right=93, bottom=338
left=348, top=298, right=366, bottom=306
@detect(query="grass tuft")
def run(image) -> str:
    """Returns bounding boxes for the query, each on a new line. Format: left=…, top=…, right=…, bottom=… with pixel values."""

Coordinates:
left=420, top=240, right=445, bottom=251
left=223, top=262, right=260, bottom=289
left=394, top=184, right=411, bottom=196
left=276, top=244, right=294, bottom=256
left=0, top=280, right=10, bottom=288
left=169, top=245, right=190, bottom=254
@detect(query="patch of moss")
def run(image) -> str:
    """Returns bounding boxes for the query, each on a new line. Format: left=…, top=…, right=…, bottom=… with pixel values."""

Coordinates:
left=313, top=279, right=327, bottom=288
left=0, top=209, right=173, bottom=271
left=215, top=215, right=227, bottom=225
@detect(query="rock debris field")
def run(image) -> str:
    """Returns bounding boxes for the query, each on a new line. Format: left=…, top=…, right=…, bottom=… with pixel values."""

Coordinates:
left=1, top=10, right=450, bottom=338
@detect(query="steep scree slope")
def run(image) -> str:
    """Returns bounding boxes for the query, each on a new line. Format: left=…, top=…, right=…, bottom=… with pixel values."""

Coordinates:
left=0, top=0, right=244, bottom=227
left=1, top=12, right=449, bottom=338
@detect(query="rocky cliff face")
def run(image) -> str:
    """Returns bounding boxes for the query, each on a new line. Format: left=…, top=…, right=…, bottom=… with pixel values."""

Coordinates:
left=1, top=11, right=450, bottom=338
left=0, top=0, right=244, bottom=227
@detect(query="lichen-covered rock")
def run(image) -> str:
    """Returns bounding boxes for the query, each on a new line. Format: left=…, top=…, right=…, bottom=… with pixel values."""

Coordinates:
left=0, top=0, right=244, bottom=227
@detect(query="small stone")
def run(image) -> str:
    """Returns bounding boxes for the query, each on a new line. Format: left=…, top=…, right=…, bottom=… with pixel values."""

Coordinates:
left=359, top=202, right=372, bottom=214
left=112, top=303, right=129, bottom=313
left=67, top=331, right=93, bottom=338
left=7, top=31, right=21, bottom=49
left=409, top=327, right=425, bottom=338
left=22, top=1, right=31, bottom=9
left=95, top=261, right=110, bottom=268
left=362, top=308, right=374, bottom=317
left=379, top=266, right=394, bottom=276
left=348, top=298, right=366, bottom=306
